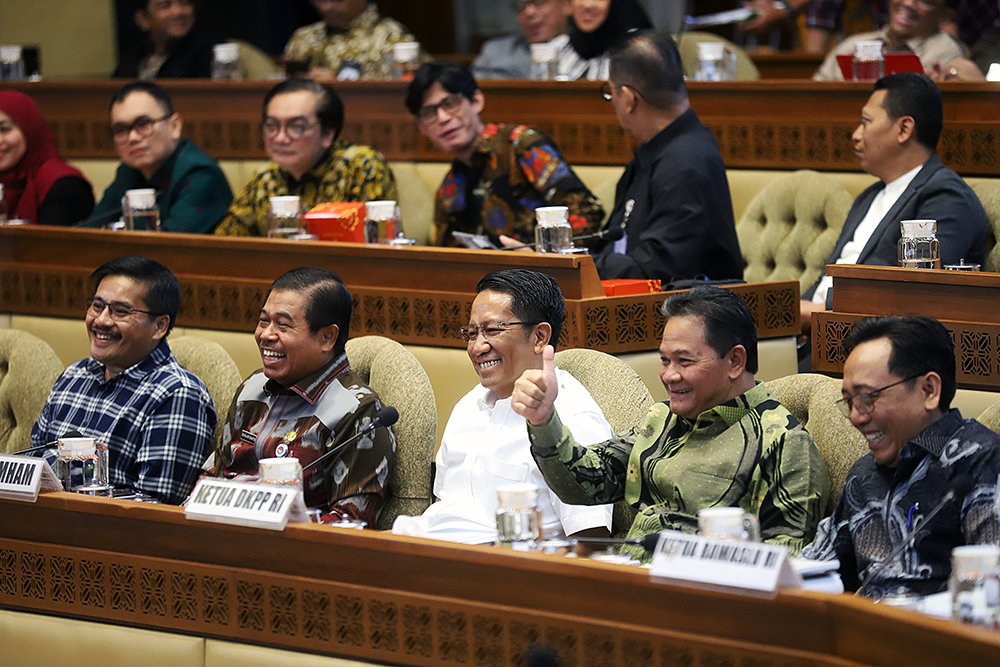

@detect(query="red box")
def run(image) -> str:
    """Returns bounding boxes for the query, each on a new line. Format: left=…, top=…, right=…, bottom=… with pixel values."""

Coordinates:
left=601, top=279, right=662, bottom=297
left=304, top=202, right=366, bottom=242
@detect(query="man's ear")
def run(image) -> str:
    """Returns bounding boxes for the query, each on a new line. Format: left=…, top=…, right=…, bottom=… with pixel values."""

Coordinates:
left=896, top=116, right=916, bottom=146
left=920, top=371, right=943, bottom=412
left=168, top=113, right=183, bottom=141
left=320, top=324, right=340, bottom=354
left=532, top=322, right=553, bottom=354
left=471, top=89, right=486, bottom=115
left=726, top=345, right=748, bottom=379
left=151, top=314, right=170, bottom=342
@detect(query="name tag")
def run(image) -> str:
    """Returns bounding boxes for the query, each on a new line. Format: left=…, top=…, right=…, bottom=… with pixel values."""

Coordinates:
left=184, top=478, right=308, bottom=531
left=648, top=531, right=801, bottom=598
left=0, top=454, right=62, bottom=502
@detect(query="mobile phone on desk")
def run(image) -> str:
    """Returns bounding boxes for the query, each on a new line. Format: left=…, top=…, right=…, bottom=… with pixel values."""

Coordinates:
left=451, top=231, right=500, bottom=250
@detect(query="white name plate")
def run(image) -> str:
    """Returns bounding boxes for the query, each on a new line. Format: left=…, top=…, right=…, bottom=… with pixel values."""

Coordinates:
left=648, top=531, right=802, bottom=598
left=0, top=454, right=62, bottom=503
left=184, top=478, right=308, bottom=530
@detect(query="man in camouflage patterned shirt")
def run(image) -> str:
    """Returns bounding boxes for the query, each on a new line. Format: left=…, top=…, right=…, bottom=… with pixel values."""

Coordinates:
left=513, top=286, right=831, bottom=560
left=284, top=0, right=424, bottom=81
left=405, top=61, right=604, bottom=248
left=216, top=78, right=396, bottom=237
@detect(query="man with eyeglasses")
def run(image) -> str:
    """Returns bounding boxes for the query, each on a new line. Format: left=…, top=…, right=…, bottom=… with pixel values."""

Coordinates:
left=89, top=81, right=233, bottom=233
left=814, top=0, right=970, bottom=81
left=216, top=78, right=396, bottom=236
left=404, top=62, right=603, bottom=247
left=591, top=31, right=742, bottom=283
left=283, top=0, right=425, bottom=81
left=513, top=286, right=830, bottom=562
left=802, top=316, right=1000, bottom=598
left=31, top=255, right=216, bottom=505
left=392, top=269, right=612, bottom=544
left=113, top=0, right=217, bottom=79
left=472, top=0, right=571, bottom=79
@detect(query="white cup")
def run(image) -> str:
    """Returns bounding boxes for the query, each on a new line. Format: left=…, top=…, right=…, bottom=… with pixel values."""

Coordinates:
left=122, top=188, right=160, bottom=231
left=697, top=507, right=760, bottom=542
left=259, top=457, right=302, bottom=487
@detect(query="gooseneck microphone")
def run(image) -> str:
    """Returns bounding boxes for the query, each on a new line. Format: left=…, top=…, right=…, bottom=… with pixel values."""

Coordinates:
left=302, top=406, right=399, bottom=472
left=499, top=224, right=624, bottom=251
left=14, top=430, right=84, bottom=456
left=538, top=531, right=662, bottom=553
left=855, top=474, right=975, bottom=597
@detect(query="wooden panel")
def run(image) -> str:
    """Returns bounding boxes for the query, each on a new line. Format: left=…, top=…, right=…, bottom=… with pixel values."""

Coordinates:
left=0, top=226, right=799, bottom=351
left=2, top=493, right=999, bottom=667
left=7, top=80, right=1000, bottom=173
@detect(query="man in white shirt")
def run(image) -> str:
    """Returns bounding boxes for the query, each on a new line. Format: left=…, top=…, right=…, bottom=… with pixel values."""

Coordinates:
left=393, top=269, right=613, bottom=544
left=472, top=0, right=570, bottom=79
left=801, top=73, right=988, bottom=328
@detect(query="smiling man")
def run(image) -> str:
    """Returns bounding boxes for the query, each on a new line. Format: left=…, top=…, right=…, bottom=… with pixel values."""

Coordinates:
left=216, top=78, right=396, bottom=236
left=802, top=316, right=1000, bottom=598
left=814, top=0, right=966, bottom=81
left=210, top=267, right=395, bottom=525
left=512, top=286, right=830, bottom=561
left=392, top=269, right=613, bottom=544
left=113, top=0, right=216, bottom=79
left=31, top=256, right=216, bottom=504
left=89, top=82, right=232, bottom=233
left=800, top=74, right=987, bottom=330
left=472, top=0, right=571, bottom=79
left=405, top=61, right=603, bottom=247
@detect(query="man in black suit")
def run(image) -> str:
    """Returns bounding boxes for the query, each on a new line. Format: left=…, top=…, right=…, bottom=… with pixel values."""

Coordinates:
left=113, top=0, right=216, bottom=79
left=801, top=73, right=988, bottom=326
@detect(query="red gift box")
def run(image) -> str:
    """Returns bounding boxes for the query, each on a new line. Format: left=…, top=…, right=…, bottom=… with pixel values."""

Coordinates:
left=304, top=202, right=366, bottom=242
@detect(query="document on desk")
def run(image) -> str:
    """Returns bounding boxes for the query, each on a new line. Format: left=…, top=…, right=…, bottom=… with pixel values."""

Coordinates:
left=184, top=478, right=309, bottom=530
left=0, top=454, right=62, bottom=502
left=648, top=531, right=802, bottom=599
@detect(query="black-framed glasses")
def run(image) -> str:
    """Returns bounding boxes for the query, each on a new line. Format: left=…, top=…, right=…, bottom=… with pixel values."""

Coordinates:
left=512, top=0, right=551, bottom=11
left=260, top=118, right=320, bottom=141
left=460, top=321, right=542, bottom=343
left=836, top=374, right=925, bottom=417
left=109, top=115, right=171, bottom=144
left=416, top=94, right=465, bottom=124
left=86, top=297, right=159, bottom=322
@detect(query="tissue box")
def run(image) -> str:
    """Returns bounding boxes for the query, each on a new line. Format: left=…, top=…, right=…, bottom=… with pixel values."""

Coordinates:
left=601, top=279, right=662, bottom=297
left=304, top=202, right=366, bottom=242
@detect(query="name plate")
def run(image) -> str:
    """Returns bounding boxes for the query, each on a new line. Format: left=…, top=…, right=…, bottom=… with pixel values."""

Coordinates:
left=648, top=531, right=801, bottom=598
left=0, top=454, right=62, bottom=502
left=184, top=478, right=308, bottom=530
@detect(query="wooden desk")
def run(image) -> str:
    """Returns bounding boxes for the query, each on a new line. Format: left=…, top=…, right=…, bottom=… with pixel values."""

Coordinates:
left=2, top=492, right=999, bottom=667
left=6, top=79, right=1000, bottom=174
left=0, top=226, right=798, bottom=353
left=813, top=265, right=1000, bottom=389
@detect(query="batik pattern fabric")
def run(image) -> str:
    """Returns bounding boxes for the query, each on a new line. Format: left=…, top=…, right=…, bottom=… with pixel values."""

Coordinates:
left=434, top=123, right=604, bottom=246
left=283, top=4, right=424, bottom=79
left=802, top=410, right=1000, bottom=598
left=527, top=382, right=831, bottom=561
left=212, top=353, right=396, bottom=526
left=215, top=141, right=396, bottom=237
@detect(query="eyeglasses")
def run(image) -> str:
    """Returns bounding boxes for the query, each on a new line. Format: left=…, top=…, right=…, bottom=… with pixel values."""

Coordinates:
left=512, top=0, right=550, bottom=11
left=600, top=81, right=644, bottom=102
left=260, top=118, right=320, bottom=141
left=460, top=321, right=542, bottom=343
left=416, top=94, right=465, bottom=125
left=86, top=297, right=159, bottom=322
left=836, top=373, right=925, bottom=418
left=109, top=115, right=171, bottom=144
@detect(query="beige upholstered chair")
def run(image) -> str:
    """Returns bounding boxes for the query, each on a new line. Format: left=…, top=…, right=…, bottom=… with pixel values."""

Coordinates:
left=345, top=336, right=437, bottom=529
left=233, top=40, right=281, bottom=79
left=977, top=399, right=1000, bottom=435
left=968, top=180, right=1000, bottom=272
left=0, top=330, right=65, bottom=454
left=737, top=170, right=855, bottom=293
left=764, top=373, right=869, bottom=509
left=676, top=31, right=760, bottom=80
left=553, top=348, right=655, bottom=536
left=169, top=336, right=244, bottom=444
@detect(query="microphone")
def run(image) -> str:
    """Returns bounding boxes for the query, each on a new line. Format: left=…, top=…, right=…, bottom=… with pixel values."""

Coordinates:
left=13, top=430, right=84, bottom=456
left=855, top=474, right=975, bottom=597
left=499, top=224, right=624, bottom=251
left=301, top=406, right=399, bottom=472
left=538, top=531, right=662, bottom=553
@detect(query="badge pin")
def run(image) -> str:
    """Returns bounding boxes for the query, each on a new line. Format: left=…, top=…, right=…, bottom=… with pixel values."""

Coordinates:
left=275, top=443, right=289, bottom=458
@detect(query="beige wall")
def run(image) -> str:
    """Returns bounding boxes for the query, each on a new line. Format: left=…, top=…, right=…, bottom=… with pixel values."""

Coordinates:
left=0, top=0, right=116, bottom=77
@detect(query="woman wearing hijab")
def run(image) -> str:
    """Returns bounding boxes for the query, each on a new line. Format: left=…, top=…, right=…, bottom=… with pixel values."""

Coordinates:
left=561, top=0, right=653, bottom=80
left=0, top=90, right=94, bottom=226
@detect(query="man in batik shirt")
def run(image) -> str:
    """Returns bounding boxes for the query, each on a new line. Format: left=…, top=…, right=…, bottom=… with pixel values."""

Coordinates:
left=215, top=78, right=396, bottom=237
left=513, top=286, right=831, bottom=562
left=405, top=61, right=604, bottom=247
left=210, top=267, right=395, bottom=526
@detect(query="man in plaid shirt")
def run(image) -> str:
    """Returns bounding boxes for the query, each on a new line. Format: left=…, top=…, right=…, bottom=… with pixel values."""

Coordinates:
left=31, top=256, right=215, bottom=504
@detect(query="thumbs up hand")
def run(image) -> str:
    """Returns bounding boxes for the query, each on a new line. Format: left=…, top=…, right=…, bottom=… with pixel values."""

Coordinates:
left=512, top=345, right=559, bottom=426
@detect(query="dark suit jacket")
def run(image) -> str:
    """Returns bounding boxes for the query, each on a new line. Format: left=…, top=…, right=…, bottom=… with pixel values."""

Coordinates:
left=804, top=155, right=989, bottom=307
left=113, top=29, right=216, bottom=79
